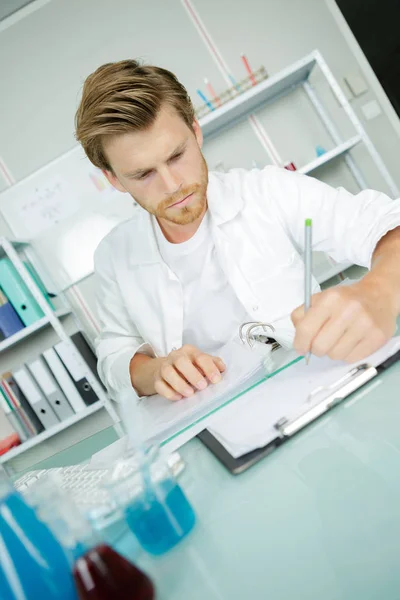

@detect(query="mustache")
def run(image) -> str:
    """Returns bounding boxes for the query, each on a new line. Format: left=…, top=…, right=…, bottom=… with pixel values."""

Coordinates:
left=158, top=184, right=201, bottom=211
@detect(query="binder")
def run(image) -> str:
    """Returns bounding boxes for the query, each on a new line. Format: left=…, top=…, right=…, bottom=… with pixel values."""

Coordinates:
left=23, top=261, right=55, bottom=312
left=0, top=378, right=36, bottom=438
left=54, top=340, right=99, bottom=406
left=1, top=372, right=44, bottom=435
left=27, top=357, right=74, bottom=421
left=70, top=331, right=105, bottom=390
left=134, top=339, right=284, bottom=445
left=0, top=301, right=25, bottom=338
left=0, top=289, right=24, bottom=338
left=42, top=347, right=87, bottom=413
left=0, top=258, right=44, bottom=326
left=0, top=387, right=28, bottom=442
left=13, top=367, right=60, bottom=429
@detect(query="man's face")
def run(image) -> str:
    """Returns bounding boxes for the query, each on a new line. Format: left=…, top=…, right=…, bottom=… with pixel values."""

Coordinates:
left=104, top=105, right=208, bottom=225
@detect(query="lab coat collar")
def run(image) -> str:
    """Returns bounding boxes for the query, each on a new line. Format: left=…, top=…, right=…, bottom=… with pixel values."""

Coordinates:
left=128, top=170, right=244, bottom=267
left=206, top=170, right=244, bottom=226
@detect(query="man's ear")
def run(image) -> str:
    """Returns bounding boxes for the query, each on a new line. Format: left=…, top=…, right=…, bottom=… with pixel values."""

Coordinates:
left=103, top=170, right=127, bottom=193
left=192, top=119, right=203, bottom=149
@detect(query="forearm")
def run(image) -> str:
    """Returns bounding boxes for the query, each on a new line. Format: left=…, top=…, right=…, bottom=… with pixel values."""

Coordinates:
left=360, top=226, right=400, bottom=314
left=129, top=353, right=163, bottom=397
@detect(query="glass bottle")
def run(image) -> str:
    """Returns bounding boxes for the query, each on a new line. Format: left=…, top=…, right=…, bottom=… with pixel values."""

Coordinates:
left=0, top=467, right=77, bottom=599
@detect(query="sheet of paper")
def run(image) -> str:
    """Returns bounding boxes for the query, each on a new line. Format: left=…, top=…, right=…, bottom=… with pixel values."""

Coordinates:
left=209, top=337, right=400, bottom=458
left=135, top=340, right=290, bottom=444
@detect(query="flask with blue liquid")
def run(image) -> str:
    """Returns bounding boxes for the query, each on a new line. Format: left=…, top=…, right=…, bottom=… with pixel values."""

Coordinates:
left=106, top=445, right=196, bottom=555
left=0, top=467, right=77, bottom=600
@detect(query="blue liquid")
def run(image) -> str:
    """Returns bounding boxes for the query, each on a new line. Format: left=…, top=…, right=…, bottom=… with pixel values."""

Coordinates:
left=124, top=479, right=195, bottom=555
left=0, top=490, right=77, bottom=600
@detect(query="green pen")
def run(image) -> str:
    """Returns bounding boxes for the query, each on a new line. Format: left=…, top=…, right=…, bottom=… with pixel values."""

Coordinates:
left=304, top=218, right=312, bottom=365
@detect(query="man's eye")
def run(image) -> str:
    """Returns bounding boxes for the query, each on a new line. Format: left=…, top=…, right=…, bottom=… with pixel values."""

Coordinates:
left=137, top=172, right=150, bottom=180
left=170, top=152, right=183, bottom=161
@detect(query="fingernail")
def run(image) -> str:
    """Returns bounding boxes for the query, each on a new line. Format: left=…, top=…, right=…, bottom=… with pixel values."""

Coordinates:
left=197, top=380, right=207, bottom=390
left=211, top=373, right=221, bottom=383
left=184, top=387, right=194, bottom=396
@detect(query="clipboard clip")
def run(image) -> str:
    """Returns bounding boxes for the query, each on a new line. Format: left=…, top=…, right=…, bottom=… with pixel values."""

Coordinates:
left=274, top=362, right=378, bottom=438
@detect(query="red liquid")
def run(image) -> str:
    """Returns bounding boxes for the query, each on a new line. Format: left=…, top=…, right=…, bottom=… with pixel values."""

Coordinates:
left=73, top=544, right=155, bottom=600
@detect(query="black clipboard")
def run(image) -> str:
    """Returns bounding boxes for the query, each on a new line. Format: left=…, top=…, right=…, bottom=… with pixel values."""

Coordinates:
left=198, top=348, right=400, bottom=475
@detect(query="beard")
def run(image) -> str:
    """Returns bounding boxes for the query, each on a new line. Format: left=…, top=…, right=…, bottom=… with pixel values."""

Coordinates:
left=152, top=155, right=208, bottom=225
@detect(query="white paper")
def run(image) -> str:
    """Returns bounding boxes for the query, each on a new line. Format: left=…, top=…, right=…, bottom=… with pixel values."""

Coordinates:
left=135, top=340, right=289, bottom=444
left=209, top=337, right=400, bottom=458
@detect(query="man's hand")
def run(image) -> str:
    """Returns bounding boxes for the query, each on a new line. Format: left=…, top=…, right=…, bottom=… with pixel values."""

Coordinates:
left=130, top=344, right=226, bottom=401
left=291, top=279, right=397, bottom=363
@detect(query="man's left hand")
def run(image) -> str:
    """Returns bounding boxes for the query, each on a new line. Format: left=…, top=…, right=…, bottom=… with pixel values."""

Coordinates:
left=291, top=279, right=397, bottom=363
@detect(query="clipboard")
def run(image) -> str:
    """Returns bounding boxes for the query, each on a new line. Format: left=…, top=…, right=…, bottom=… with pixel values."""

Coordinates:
left=198, top=348, right=400, bottom=474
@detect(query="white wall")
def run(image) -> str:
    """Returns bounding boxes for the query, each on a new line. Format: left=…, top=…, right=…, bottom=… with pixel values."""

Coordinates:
left=1, top=0, right=399, bottom=190
left=0, top=0, right=399, bottom=452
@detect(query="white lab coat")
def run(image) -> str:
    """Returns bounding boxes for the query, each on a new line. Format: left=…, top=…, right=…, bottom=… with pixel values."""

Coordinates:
left=94, top=166, right=400, bottom=397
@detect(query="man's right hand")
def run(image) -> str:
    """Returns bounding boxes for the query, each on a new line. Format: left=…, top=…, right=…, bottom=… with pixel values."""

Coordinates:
left=129, top=344, right=226, bottom=401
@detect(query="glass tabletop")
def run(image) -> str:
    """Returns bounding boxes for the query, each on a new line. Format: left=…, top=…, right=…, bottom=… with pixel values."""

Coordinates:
left=118, top=359, right=400, bottom=600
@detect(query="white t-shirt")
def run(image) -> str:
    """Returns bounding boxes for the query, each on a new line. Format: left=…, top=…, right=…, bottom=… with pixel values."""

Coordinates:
left=154, top=212, right=250, bottom=352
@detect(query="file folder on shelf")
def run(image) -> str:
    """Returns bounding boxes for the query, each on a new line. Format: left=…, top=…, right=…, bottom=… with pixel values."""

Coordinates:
left=54, top=340, right=99, bottom=406
left=0, top=377, right=36, bottom=438
left=27, top=357, right=75, bottom=421
left=1, top=372, right=44, bottom=435
left=23, top=261, right=55, bottom=312
left=13, top=367, right=60, bottom=429
left=42, top=347, right=87, bottom=413
left=70, top=331, right=105, bottom=390
left=0, top=258, right=44, bottom=326
left=0, top=387, right=28, bottom=442
left=0, top=289, right=24, bottom=338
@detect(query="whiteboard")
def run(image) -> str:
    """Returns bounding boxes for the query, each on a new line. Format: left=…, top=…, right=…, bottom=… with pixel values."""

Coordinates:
left=0, top=145, right=137, bottom=291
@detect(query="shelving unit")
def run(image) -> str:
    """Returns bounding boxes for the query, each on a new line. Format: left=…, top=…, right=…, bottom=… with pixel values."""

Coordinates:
left=0, top=308, right=71, bottom=353
left=199, top=50, right=399, bottom=284
left=200, top=55, right=316, bottom=139
left=0, top=237, right=123, bottom=473
left=298, top=136, right=362, bottom=175
left=0, top=403, right=104, bottom=464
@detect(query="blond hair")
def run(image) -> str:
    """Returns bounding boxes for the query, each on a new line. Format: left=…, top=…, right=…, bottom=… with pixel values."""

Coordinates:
left=75, top=60, right=195, bottom=171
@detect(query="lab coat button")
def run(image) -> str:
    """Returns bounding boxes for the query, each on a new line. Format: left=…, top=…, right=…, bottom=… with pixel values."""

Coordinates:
left=253, top=305, right=259, bottom=312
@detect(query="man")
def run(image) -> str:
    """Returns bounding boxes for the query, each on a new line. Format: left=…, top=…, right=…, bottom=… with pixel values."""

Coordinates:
left=75, top=59, right=400, bottom=401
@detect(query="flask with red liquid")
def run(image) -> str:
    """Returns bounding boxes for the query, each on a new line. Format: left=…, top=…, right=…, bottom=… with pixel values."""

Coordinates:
left=25, top=472, right=155, bottom=600
left=73, top=542, right=154, bottom=600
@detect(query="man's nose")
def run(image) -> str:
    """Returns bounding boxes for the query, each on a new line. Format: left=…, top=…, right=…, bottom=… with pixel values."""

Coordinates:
left=159, top=167, right=181, bottom=196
